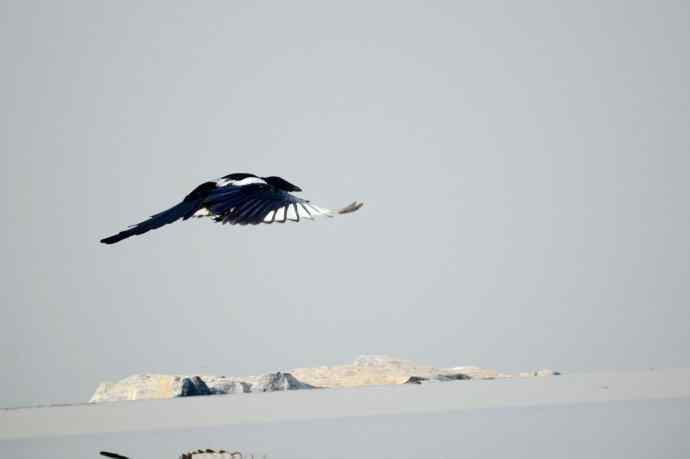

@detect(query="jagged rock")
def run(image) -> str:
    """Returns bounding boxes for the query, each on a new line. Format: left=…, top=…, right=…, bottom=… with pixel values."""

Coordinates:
left=204, top=378, right=251, bottom=395
left=89, top=375, right=211, bottom=403
left=291, top=355, right=439, bottom=388
left=441, top=373, right=473, bottom=381
left=404, top=376, right=429, bottom=385
left=536, top=369, right=561, bottom=376
left=248, top=372, right=316, bottom=392
left=439, top=366, right=508, bottom=380
left=202, top=372, right=314, bottom=394
left=404, top=373, right=472, bottom=384
left=518, top=369, right=562, bottom=378
left=180, top=376, right=211, bottom=396
left=90, top=372, right=315, bottom=402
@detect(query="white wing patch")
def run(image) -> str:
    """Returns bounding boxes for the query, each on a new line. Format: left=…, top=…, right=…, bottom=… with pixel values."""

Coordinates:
left=259, top=201, right=346, bottom=224
left=263, top=210, right=276, bottom=223
left=307, top=203, right=334, bottom=217
left=286, top=204, right=299, bottom=221
left=275, top=206, right=287, bottom=223
left=298, top=203, right=314, bottom=220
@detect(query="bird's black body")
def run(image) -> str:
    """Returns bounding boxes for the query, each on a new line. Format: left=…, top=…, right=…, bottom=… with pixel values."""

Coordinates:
left=184, top=181, right=218, bottom=202
left=100, top=172, right=362, bottom=245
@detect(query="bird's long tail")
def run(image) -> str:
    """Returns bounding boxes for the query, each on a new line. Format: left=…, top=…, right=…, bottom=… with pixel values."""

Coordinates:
left=100, top=200, right=200, bottom=245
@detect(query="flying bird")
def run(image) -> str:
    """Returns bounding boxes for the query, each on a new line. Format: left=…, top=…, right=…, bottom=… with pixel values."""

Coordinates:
left=100, top=172, right=363, bottom=245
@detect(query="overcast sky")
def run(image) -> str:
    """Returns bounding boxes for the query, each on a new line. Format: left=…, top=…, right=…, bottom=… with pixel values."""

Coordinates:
left=2, top=0, right=689, bottom=408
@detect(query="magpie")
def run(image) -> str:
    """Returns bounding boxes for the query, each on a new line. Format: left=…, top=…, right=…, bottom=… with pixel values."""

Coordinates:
left=100, top=172, right=363, bottom=245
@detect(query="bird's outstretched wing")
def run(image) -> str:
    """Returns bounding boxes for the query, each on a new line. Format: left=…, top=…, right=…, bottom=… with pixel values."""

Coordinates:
left=204, top=183, right=363, bottom=225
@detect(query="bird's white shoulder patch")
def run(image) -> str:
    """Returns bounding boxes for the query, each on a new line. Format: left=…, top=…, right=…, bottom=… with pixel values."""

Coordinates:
left=217, top=176, right=267, bottom=187
left=192, top=208, right=211, bottom=218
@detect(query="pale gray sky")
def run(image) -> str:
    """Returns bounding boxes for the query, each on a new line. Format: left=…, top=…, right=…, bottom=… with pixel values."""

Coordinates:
left=2, top=0, right=689, bottom=408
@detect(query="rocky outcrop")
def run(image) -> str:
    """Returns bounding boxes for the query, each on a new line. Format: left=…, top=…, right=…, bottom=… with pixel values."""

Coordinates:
left=204, top=378, right=251, bottom=395
left=202, top=372, right=316, bottom=395
left=248, top=371, right=316, bottom=393
left=404, top=373, right=472, bottom=384
left=180, top=376, right=211, bottom=396
left=89, top=375, right=211, bottom=403
left=290, top=355, right=537, bottom=388
left=89, top=356, right=560, bottom=403
left=519, top=369, right=561, bottom=377
left=90, top=372, right=314, bottom=403
left=291, top=355, right=440, bottom=388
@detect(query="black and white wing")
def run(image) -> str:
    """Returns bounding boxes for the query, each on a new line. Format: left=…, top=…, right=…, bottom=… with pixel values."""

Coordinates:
left=203, top=183, right=363, bottom=225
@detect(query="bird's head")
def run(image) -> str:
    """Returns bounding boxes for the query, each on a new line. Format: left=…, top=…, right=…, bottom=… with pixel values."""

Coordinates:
left=262, top=176, right=302, bottom=192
